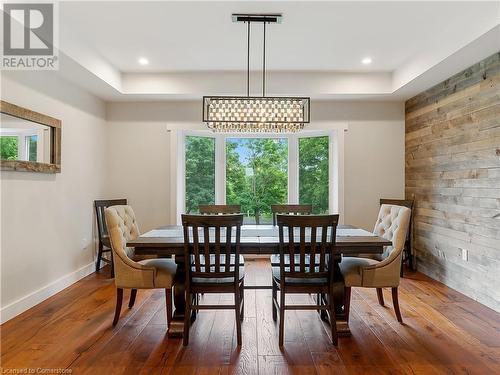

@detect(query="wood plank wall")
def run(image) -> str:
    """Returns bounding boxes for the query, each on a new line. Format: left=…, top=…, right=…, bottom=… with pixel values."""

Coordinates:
left=405, top=52, right=500, bottom=312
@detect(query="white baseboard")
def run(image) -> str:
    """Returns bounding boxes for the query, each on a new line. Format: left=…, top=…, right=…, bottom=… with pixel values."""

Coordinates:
left=0, top=262, right=96, bottom=324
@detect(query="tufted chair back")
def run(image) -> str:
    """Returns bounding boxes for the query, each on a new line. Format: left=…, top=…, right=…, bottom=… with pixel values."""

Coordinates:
left=373, top=204, right=411, bottom=262
left=104, top=205, right=155, bottom=289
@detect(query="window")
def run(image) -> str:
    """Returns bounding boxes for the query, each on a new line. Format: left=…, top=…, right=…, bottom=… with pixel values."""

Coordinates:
left=0, top=136, right=19, bottom=160
left=185, top=135, right=215, bottom=213
left=180, top=129, right=341, bottom=223
left=26, top=135, right=37, bottom=162
left=299, top=136, right=329, bottom=214
left=226, top=138, right=288, bottom=224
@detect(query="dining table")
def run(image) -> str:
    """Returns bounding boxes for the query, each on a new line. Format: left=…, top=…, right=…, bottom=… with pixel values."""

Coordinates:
left=127, top=224, right=391, bottom=337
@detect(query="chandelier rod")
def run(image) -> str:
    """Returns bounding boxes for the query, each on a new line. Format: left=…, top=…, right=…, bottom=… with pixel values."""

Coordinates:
left=263, top=21, right=266, bottom=97
left=247, top=21, right=250, bottom=97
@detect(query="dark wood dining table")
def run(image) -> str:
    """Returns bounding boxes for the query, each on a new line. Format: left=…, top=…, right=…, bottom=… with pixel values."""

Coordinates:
left=127, top=224, right=391, bottom=337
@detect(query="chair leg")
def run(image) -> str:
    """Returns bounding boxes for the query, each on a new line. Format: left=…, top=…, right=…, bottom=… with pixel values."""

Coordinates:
left=240, top=281, right=245, bottom=321
left=376, top=288, right=385, bottom=306
left=400, top=255, right=404, bottom=277
left=165, top=288, right=172, bottom=328
left=110, top=251, right=115, bottom=278
left=344, top=287, right=351, bottom=323
left=272, top=281, right=277, bottom=322
left=279, top=289, right=285, bottom=347
left=183, top=290, right=191, bottom=346
left=192, top=293, right=198, bottom=320
left=112, top=288, right=123, bottom=326
left=234, top=284, right=242, bottom=346
left=316, top=293, right=321, bottom=313
left=96, top=243, right=104, bottom=273
left=128, top=289, right=137, bottom=308
left=329, top=288, right=338, bottom=346
left=391, top=287, right=403, bottom=323
left=408, top=240, right=414, bottom=271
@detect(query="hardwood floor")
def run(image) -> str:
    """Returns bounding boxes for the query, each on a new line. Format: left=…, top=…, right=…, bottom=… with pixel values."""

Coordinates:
left=1, top=259, right=499, bottom=374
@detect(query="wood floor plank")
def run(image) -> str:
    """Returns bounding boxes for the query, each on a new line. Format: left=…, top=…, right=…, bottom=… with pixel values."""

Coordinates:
left=228, top=317, right=258, bottom=375
left=255, top=290, right=281, bottom=356
left=1, top=264, right=499, bottom=375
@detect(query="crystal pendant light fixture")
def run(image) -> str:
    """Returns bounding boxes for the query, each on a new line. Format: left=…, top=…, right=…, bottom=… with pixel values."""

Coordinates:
left=202, top=14, right=310, bottom=133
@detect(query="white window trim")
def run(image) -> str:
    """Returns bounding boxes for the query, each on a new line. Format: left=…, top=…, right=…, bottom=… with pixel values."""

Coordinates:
left=172, top=122, right=347, bottom=225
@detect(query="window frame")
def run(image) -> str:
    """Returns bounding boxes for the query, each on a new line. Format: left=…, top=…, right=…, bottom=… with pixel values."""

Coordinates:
left=176, top=126, right=345, bottom=225
left=25, top=134, right=38, bottom=162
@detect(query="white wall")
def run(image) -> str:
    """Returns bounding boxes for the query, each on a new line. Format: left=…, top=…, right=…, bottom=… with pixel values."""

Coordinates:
left=0, top=71, right=107, bottom=322
left=315, top=102, right=407, bottom=230
left=106, top=100, right=405, bottom=232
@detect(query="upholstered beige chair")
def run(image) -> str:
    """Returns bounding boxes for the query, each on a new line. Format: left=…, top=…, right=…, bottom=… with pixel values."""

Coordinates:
left=104, top=205, right=177, bottom=326
left=339, top=204, right=411, bottom=323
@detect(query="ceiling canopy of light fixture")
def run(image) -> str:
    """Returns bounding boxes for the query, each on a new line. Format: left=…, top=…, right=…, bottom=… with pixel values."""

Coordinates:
left=202, top=13, right=310, bottom=133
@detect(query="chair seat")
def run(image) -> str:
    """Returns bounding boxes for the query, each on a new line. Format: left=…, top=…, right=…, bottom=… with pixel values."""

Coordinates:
left=339, top=257, right=379, bottom=287
left=270, top=254, right=324, bottom=266
left=192, top=266, right=245, bottom=285
left=271, top=267, right=328, bottom=285
left=138, top=258, right=177, bottom=288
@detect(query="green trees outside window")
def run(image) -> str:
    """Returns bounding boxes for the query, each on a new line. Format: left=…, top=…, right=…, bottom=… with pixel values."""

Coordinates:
left=184, top=134, right=330, bottom=221
left=299, top=136, right=329, bottom=214
left=0, top=136, right=19, bottom=160
left=185, top=136, right=215, bottom=213
left=226, top=138, right=288, bottom=224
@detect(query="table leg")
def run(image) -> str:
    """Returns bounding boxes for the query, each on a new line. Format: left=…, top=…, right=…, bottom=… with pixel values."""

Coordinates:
left=167, top=254, right=194, bottom=337
left=320, top=254, right=351, bottom=336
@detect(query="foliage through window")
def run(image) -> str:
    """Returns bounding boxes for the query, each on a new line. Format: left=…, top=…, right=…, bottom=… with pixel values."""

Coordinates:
left=185, top=136, right=215, bottom=213
left=226, top=138, right=288, bottom=224
left=299, top=136, right=329, bottom=214
left=183, top=132, right=333, bottom=222
left=0, top=136, right=18, bottom=160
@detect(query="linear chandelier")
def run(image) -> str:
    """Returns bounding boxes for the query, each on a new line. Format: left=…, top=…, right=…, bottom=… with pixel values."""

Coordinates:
left=202, top=14, right=310, bottom=133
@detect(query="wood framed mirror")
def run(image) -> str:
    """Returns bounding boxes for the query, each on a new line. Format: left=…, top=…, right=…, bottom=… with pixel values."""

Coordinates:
left=1, top=100, right=61, bottom=173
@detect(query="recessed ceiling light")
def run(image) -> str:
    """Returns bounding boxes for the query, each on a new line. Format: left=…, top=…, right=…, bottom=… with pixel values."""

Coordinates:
left=362, top=57, right=372, bottom=65
left=138, top=57, right=149, bottom=65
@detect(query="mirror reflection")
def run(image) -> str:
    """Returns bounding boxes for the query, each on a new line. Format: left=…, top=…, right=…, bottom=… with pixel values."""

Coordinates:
left=0, top=113, right=52, bottom=164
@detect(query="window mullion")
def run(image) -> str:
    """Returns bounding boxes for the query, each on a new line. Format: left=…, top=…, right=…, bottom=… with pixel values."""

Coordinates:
left=215, top=134, right=225, bottom=204
left=288, top=135, right=298, bottom=204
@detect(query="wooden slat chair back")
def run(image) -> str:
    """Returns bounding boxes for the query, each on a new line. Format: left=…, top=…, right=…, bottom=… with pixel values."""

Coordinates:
left=273, top=214, right=340, bottom=346
left=198, top=204, right=241, bottom=215
left=182, top=214, right=243, bottom=281
left=380, top=198, right=414, bottom=275
left=277, top=214, right=338, bottom=284
left=94, top=199, right=127, bottom=276
left=181, top=214, right=245, bottom=346
left=271, top=204, right=312, bottom=226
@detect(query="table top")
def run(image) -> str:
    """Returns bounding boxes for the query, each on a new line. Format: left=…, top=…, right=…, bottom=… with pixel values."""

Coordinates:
left=128, top=224, right=391, bottom=255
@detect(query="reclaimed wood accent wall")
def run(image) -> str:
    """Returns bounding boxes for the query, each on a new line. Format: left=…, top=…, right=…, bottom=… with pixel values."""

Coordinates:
left=405, top=52, right=500, bottom=312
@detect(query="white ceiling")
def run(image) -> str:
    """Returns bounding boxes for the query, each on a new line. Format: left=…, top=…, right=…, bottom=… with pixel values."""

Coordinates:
left=61, top=1, right=499, bottom=72
left=52, top=1, right=500, bottom=100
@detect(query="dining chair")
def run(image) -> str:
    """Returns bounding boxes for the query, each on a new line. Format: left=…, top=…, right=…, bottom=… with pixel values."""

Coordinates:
left=198, top=204, right=241, bottom=215
left=94, top=199, right=127, bottom=277
left=105, top=205, right=177, bottom=326
left=380, top=198, right=414, bottom=276
left=339, top=204, right=411, bottom=323
left=182, top=214, right=245, bottom=346
left=271, top=204, right=312, bottom=226
left=270, top=204, right=313, bottom=267
left=273, top=214, right=340, bottom=346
